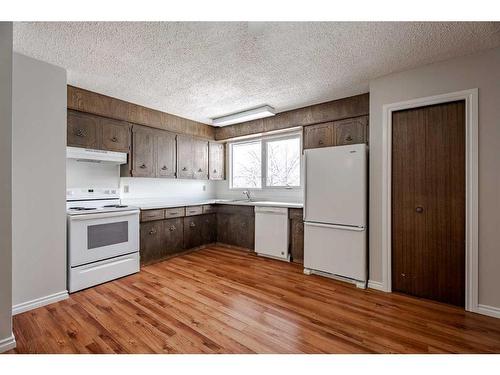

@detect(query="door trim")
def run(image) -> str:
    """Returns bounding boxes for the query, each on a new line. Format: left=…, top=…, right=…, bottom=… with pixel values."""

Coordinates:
left=380, top=89, right=478, bottom=313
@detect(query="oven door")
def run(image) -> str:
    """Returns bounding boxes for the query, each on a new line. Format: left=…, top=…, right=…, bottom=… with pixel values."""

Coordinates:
left=68, top=210, right=139, bottom=267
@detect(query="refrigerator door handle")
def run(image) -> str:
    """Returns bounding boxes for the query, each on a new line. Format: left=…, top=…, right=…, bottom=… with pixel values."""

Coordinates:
left=305, top=222, right=365, bottom=232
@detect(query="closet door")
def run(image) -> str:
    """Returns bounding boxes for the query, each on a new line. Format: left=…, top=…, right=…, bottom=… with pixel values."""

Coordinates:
left=391, top=100, right=465, bottom=307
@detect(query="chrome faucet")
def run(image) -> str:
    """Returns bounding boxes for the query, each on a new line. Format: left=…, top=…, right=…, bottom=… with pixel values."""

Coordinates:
left=242, top=190, right=251, bottom=201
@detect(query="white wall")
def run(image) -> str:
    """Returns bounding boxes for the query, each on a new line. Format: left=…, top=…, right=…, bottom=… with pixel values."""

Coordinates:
left=0, top=22, right=15, bottom=353
left=12, top=53, right=67, bottom=312
left=120, top=177, right=217, bottom=202
left=215, top=180, right=303, bottom=203
left=67, top=159, right=120, bottom=189
left=369, top=47, right=500, bottom=310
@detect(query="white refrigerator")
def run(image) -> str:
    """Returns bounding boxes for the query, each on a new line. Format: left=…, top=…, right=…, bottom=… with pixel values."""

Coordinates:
left=303, top=143, right=367, bottom=287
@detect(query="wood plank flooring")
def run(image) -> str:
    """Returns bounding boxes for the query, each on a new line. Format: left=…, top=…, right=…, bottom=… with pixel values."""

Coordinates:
left=7, top=246, right=500, bottom=353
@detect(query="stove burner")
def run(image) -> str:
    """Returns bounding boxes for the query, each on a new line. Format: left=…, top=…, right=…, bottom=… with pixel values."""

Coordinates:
left=103, top=204, right=128, bottom=208
left=69, top=207, right=97, bottom=211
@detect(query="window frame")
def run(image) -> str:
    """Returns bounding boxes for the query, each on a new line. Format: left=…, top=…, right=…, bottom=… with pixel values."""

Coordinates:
left=228, top=131, right=303, bottom=191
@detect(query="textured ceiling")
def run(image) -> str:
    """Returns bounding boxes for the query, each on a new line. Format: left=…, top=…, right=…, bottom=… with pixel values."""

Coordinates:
left=13, top=22, right=500, bottom=125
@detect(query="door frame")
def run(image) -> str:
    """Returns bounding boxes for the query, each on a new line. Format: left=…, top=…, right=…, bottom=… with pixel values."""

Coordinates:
left=380, top=88, right=478, bottom=312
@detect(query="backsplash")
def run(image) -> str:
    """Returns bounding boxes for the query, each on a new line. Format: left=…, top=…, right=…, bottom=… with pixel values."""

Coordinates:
left=67, top=159, right=121, bottom=189
left=214, top=180, right=303, bottom=203
left=120, top=177, right=217, bottom=200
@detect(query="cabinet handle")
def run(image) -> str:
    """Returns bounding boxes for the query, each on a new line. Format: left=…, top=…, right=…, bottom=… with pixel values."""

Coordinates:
left=213, top=169, right=217, bottom=173
left=318, top=140, right=324, bottom=145
left=161, top=165, right=168, bottom=170
left=149, top=229, right=157, bottom=235
left=345, top=135, right=353, bottom=142
left=182, top=167, right=187, bottom=171
left=198, top=168, right=203, bottom=172
left=189, top=222, right=196, bottom=228
left=169, top=226, right=176, bottom=231
left=76, top=129, right=86, bottom=137
left=111, top=136, right=118, bottom=142
left=415, top=206, right=424, bottom=213
left=140, top=164, right=147, bottom=169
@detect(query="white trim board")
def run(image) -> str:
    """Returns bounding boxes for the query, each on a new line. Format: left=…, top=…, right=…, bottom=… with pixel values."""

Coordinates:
left=367, top=280, right=385, bottom=291
left=380, top=89, right=480, bottom=314
left=12, top=290, right=68, bottom=315
left=0, top=334, right=16, bottom=353
left=476, top=304, right=500, bottom=319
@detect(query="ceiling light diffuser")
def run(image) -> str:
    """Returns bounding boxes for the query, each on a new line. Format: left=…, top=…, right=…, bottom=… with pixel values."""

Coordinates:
left=212, top=105, right=275, bottom=127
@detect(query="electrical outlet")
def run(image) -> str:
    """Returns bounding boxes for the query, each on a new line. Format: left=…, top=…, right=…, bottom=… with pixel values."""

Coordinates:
left=123, top=185, right=129, bottom=193
left=202, top=184, right=206, bottom=191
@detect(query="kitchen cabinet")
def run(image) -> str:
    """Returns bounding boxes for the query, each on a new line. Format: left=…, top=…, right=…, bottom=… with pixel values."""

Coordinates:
left=156, top=131, right=177, bottom=178
left=177, top=135, right=194, bottom=179
left=193, top=139, right=209, bottom=180
left=334, top=116, right=368, bottom=146
left=163, top=218, right=184, bottom=256
left=130, top=125, right=155, bottom=177
left=209, top=142, right=225, bottom=180
left=126, top=125, right=177, bottom=178
left=183, top=215, right=204, bottom=249
left=140, top=220, right=165, bottom=265
left=303, top=122, right=334, bottom=149
left=201, top=213, right=217, bottom=244
left=303, top=115, right=369, bottom=150
left=217, top=205, right=255, bottom=250
left=289, top=208, right=304, bottom=263
left=67, top=110, right=130, bottom=152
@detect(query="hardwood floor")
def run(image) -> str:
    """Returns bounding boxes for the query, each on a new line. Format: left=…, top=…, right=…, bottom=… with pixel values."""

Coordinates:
left=7, top=246, right=500, bottom=354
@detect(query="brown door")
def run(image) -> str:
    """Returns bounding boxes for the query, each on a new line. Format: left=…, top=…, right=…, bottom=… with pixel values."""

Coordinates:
left=303, top=122, right=334, bottom=149
left=177, top=135, right=194, bottom=179
left=392, top=100, right=465, bottom=307
left=156, top=131, right=176, bottom=178
left=67, top=110, right=99, bottom=149
left=209, top=142, right=225, bottom=180
left=131, top=126, right=154, bottom=177
left=193, top=139, right=209, bottom=180
left=101, top=118, right=130, bottom=153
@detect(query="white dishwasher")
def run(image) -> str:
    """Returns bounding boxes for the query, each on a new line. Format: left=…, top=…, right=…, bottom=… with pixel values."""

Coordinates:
left=254, top=206, right=290, bottom=261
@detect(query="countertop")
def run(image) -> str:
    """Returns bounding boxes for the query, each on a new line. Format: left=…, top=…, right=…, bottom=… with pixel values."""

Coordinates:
left=121, top=198, right=303, bottom=210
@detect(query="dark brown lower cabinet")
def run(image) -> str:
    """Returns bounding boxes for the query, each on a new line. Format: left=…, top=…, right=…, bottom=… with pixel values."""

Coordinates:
left=163, top=218, right=184, bottom=256
left=216, top=205, right=254, bottom=250
left=289, top=208, right=304, bottom=263
left=140, top=217, right=184, bottom=265
left=183, top=215, right=204, bottom=249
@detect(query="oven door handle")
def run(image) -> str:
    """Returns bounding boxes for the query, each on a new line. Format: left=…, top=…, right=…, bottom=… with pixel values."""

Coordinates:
left=69, top=210, right=139, bottom=221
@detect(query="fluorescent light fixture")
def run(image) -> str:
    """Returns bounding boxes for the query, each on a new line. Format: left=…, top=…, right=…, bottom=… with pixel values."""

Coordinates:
left=212, top=105, right=275, bottom=127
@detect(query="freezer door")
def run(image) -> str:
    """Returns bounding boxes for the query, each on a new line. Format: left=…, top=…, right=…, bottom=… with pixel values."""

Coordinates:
left=304, top=222, right=367, bottom=281
left=304, top=144, right=366, bottom=226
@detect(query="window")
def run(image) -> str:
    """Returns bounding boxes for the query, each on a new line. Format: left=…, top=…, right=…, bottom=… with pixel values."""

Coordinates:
left=230, top=134, right=301, bottom=189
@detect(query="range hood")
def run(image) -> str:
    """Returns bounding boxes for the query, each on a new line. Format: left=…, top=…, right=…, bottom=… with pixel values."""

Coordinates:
left=66, top=147, right=127, bottom=164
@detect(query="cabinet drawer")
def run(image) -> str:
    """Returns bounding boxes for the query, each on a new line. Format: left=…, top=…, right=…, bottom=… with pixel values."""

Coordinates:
left=202, top=204, right=216, bottom=214
left=140, top=209, right=165, bottom=222
left=185, top=205, right=203, bottom=216
left=165, top=207, right=185, bottom=218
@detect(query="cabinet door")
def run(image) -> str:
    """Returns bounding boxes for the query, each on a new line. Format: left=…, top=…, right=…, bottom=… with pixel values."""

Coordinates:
left=156, top=131, right=176, bottom=178
left=334, top=116, right=368, bottom=146
left=140, top=221, right=165, bottom=265
left=131, top=126, right=155, bottom=177
left=201, top=214, right=216, bottom=245
left=193, top=139, right=209, bottom=180
left=163, top=218, right=184, bottom=255
left=67, top=110, right=99, bottom=149
left=177, top=135, right=194, bottom=179
left=289, top=208, right=304, bottom=263
left=101, top=118, right=130, bottom=153
left=209, top=142, right=225, bottom=180
left=237, top=214, right=255, bottom=250
left=183, top=216, right=203, bottom=249
left=303, top=122, right=334, bottom=149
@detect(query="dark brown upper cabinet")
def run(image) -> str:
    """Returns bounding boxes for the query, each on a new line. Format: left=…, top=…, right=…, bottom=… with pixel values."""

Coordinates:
left=193, top=139, right=209, bottom=180
left=303, top=115, right=368, bottom=150
left=67, top=110, right=100, bottom=149
left=100, top=117, right=131, bottom=153
left=177, top=135, right=194, bottom=179
left=130, top=125, right=155, bottom=177
left=209, top=142, right=225, bottom=180
left=156, top=131, right=177, bottom=178
left=67, top=110, right=130, bottom=152
left=334, top=116, right=368, bottom=146
left=303, top=122, right=334, bottom=149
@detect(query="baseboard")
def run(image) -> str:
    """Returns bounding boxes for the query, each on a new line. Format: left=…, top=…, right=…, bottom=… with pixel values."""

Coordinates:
left=476, top=304, right=500, bottom=319
left=0, top=334, right=16, bottom=353
left=12, top=290, right=69, bottom=315
left=367, top=280, right=386, bottom=291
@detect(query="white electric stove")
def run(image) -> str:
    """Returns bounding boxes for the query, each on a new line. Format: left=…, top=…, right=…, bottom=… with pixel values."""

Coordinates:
left=66, top=188, right=140, bottom=293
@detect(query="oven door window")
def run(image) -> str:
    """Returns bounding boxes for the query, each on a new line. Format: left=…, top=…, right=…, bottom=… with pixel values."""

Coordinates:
left=87, top=221, right=129, bottom=249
